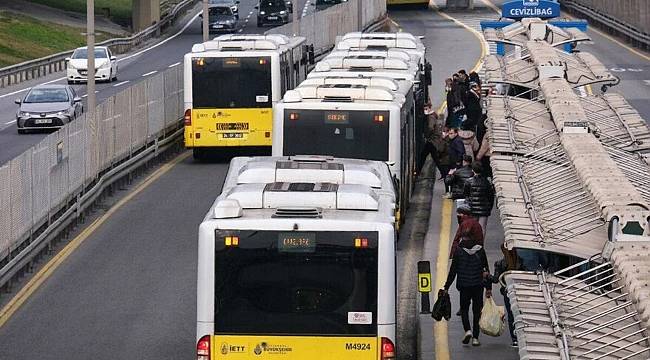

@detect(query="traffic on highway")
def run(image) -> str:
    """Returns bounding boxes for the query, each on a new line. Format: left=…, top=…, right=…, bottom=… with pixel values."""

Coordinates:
left=0, top=0, right=649, bottom=359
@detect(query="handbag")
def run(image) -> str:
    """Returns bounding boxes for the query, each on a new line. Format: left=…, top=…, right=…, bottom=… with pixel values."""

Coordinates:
left=431, top=289, right=452, bottom=321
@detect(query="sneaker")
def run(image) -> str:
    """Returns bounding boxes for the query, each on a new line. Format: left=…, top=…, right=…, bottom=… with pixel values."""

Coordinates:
left=511, top=340, right=518, bottom=348
left=472, top=338, right=480, bottom=346
left=462, top=331, right=472, bottom=344
left=442, top=192, right=452, bottom=199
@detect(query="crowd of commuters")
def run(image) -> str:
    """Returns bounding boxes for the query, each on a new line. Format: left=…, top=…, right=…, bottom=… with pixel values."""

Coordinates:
left=422, top=70, right=521, bottom=348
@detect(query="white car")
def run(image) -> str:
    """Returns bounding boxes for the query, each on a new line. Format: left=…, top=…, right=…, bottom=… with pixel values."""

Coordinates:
left=66, top=46, right=118, bottom=84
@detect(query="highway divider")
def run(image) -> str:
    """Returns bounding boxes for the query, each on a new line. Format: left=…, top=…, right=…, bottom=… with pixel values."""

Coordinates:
left=562, top=0, right=650, bottom=50
left=0, top=0, right=198, bottom=89
left=265, top=0, right=387, bottom=50
left=0, top=65, right=184, bottom=292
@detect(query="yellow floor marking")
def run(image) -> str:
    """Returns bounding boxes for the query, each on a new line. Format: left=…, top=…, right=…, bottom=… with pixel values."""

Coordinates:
left=0, top=151, right=191, bottom=329
left=433, top=199, right=453, bottom=360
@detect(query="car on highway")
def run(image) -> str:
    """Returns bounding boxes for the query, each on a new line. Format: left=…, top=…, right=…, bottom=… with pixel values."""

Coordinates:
left=202, top=5, right=238, bottom=33
left=209, top=0, right=240, bottom=17
left=66, top=46, right=118, bottom=84
left=14, top=84, right=83, bottom=134
left=314, top=0, right=347, bottom=10
left=256, top=0, right=291, bottom=27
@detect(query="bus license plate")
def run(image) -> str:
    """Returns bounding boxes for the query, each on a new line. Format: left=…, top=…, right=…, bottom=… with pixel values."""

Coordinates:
left=223, top=133, right=243, bottom=139
left=35, top=119, right=52, bottom=124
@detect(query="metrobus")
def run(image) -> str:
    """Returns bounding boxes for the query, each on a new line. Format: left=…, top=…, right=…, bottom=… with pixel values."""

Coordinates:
left=197, top=156, right=397, bottom=360
left=272, top=79, right=419, bottom=224
left=183, top=34, right=313, bottom=159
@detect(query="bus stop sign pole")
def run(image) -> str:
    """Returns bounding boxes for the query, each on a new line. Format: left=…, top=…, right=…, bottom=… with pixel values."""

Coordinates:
left=418, top=261, right=432, bottom=314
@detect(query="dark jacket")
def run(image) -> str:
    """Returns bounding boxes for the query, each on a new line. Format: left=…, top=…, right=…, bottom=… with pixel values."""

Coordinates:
left=448, top=136, right=466, bottom=169
left=445, top=165, right=473, bottom=199
left=463, top=89, right=481, bottom=131
left=450, top=216, right=484, bottom=259
left=488, top=257, right=523, bottom=295
left=464, top=175, right=495, bottom=217
left=444, top=245, right=490, bottom=290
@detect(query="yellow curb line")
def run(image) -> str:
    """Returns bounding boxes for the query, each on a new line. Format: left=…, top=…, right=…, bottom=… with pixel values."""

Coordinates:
left=0, top=151, right=191, bottom=329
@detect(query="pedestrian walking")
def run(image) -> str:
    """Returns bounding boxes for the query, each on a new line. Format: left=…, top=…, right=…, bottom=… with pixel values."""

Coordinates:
left=444, top=155, right=473, bottom=199
left=464, top=161, right=495, bottom=236
left=444, top=206, right=491, bottom=347
left=418, top=105, right=445, bottom=176
left=486, top=244, right=522, bottom=348
left=449, top=204, right=484, bottom=259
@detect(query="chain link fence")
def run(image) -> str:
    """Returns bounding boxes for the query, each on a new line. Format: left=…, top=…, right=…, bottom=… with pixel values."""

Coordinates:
left=0, top=65, right=183, bottom=268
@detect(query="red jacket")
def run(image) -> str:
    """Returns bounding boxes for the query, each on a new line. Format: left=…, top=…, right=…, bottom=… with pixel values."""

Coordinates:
left=449, top=216, right=484, bottom=259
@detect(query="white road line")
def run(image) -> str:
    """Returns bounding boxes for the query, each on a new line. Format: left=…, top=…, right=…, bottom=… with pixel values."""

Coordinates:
left=5, top=120, right=16, bottom=125
left=142, top=70, right=158, bottom=77
left=0, top=11, right=201, bottom=100
left=168, top=62, right=181, bottom=68
left=113, top=80, right=130, bottom=87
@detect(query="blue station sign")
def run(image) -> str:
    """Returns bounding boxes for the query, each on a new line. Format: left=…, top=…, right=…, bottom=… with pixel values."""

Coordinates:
left=502, top=0, right=561, bottom=19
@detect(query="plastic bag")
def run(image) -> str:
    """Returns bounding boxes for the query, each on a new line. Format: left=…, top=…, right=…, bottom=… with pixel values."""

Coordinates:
left=479, top=296, right=506, bottom=336
left=431, top=289, right=451, bottom=321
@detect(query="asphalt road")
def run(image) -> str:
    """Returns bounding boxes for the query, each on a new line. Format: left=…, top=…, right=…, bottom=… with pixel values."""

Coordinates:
left=0, top=0, right=315, bottom=166
left=0, top=2, right=648, bottom=360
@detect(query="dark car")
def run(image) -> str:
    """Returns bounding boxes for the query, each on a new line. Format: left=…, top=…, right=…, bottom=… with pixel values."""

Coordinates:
left=15, top=84, right=83, bottom=134
left=256, top=0, right=290, bottom=27
left=314, top=0, right=347, bottom=10
left=202, top=5, right=238, bottom=33
left=209, top=0, right=240, bottom=18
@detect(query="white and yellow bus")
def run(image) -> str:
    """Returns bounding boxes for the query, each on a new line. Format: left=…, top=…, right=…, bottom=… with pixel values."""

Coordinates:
left=184, top=34, right=312, bottom=159
left=196, top=156, right=397, bottom=360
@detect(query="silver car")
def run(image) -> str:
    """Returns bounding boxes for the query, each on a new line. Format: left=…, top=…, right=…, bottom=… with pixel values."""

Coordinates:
left=15, top=84, right=83, bottom=134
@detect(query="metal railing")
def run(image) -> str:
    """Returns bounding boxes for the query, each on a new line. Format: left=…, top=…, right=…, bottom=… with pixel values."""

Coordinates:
left=0, top=65, right=184, bottom=291
left=0, top=0, right=198, bottom=88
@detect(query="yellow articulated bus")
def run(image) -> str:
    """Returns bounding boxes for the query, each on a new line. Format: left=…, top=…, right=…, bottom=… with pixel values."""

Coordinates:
left=183, top=34, right=312, bottom=159
left=196, top=156, right=397, bottom=360
left=386, top=0, right=430, bottom=7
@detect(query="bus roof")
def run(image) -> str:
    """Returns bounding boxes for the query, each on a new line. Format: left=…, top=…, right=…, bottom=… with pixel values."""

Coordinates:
left=283, top=83, right=406, bottom=105
left=210, top=156, right=396, bottom=223
left=328, top=49, right=414, bottom=63
left=191, top=34, right=306, bottom=53
left=317, top=55, right=413, bottom=71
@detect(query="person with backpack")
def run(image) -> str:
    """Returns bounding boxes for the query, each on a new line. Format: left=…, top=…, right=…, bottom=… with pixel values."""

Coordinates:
left=443, top=204, right=491, bottom=347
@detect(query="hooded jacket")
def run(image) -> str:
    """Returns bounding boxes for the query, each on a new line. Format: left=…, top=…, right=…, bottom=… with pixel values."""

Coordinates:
left=444, top=244, right=490, bottom=290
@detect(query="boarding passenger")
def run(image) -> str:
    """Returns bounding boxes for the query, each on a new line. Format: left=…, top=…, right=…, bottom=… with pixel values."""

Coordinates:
left=486, top=244, right=522, bottom=348
left=463, top=82, right=482, bottom=132
left=447, top=127, right=466, bottom=171
left=444, top=155, right=473, bottom=200
left=464, top=161, right=495, bottom=237
left=444, top=205, right=491, bottom=347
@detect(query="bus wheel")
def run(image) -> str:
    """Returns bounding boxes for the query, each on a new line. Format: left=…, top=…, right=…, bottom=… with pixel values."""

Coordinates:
left=193, top=148, right=204, bottom=161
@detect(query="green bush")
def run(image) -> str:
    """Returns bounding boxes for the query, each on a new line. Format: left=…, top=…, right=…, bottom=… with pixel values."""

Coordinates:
left=27, top=0, right=133, bottom=26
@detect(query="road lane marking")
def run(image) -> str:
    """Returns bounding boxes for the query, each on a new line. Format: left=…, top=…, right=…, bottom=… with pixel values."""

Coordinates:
left=5, top=120, right=16, bottom=125
left=112, top=80, right=130, bottom=87
left=142, top=70, right=158, bottom=77
left=433, top=199, right=453, bottom=360
left=168, top=62, right=181, bottom=68
left=0, top=10, right=202, bottom=100
left=0, top=151, right=191, bottom=329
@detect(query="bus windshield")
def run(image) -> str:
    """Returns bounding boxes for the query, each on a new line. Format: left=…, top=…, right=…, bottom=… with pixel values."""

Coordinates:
left=214, top=230, right=378, bottom=335
left=192, top=56, right=272, bottom=108
left=282, top=110, right=390, bottom=161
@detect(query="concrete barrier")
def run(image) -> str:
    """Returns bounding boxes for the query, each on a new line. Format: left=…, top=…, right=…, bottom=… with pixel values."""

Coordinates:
left=562, top=0, right=650, bottom=49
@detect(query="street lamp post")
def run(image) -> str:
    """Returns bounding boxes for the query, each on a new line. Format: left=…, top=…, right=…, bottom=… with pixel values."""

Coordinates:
left=87, top=0, right=96, bottom=114
left=202, top=0, right=210, bottom=42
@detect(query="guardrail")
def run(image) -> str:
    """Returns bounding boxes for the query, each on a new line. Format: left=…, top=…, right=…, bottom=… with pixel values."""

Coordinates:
left=0, top=65, right=184, bottom=292
left=561, top=0, right=650, bottom=50
left=0, top=0, right=198, bottom=89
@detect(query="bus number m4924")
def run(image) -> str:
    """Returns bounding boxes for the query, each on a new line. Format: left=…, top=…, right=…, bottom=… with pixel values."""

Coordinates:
left=345, top=343, right=371, bottom=351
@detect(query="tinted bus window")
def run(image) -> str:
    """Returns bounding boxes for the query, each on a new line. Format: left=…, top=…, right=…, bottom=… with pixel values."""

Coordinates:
left=214, top=230, right=378, bottom=335
left=192, top=56, right=272, bottom=108
left=283, top=110, right=390, bottom=161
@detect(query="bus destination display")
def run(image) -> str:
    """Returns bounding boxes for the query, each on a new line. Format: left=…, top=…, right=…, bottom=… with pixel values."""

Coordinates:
left=324, top=111, right=349, bottom=124
left=278, top=232, right=316, bottom=253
